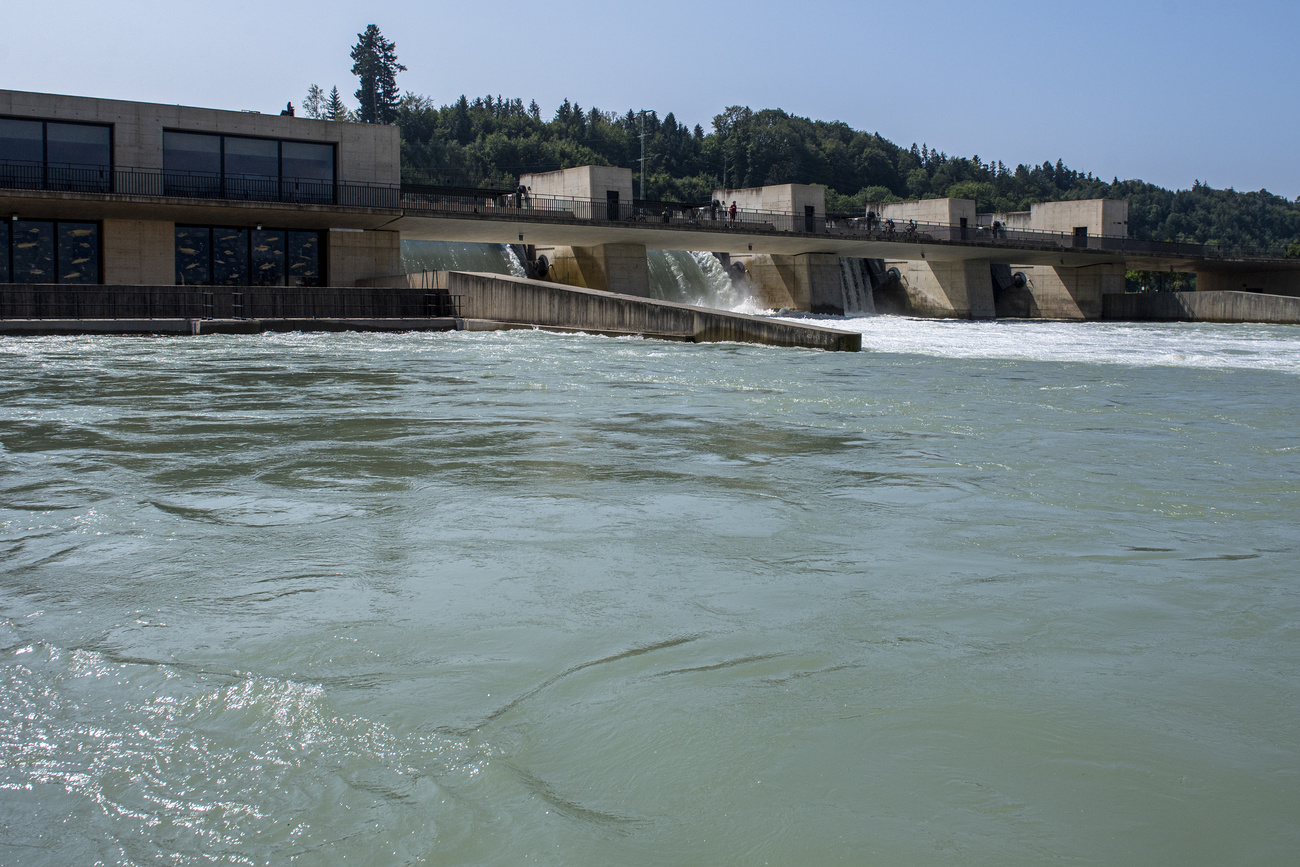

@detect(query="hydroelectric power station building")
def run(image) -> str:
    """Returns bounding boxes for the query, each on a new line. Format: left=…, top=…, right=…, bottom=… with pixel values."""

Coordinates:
left=0, top=89, right=403, bottom=289
left=3, top=88, right=1300, bottom=335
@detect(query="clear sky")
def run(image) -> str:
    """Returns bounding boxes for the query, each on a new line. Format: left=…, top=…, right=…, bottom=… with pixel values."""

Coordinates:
left=5, top=0, right=1297, bottom=198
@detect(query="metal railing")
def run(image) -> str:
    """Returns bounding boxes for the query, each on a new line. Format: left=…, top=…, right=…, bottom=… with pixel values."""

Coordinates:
left=398, top=185, right=1290, bottom=261
left=0, top=160, right=402, bottom=209
left=3, top=159, right=1290, bottom=262
left=0, top=285, right=462, bottom=320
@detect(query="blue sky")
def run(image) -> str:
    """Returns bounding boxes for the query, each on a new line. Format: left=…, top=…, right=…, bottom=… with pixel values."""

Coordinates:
left=6, top=0, right=1296, bottom=198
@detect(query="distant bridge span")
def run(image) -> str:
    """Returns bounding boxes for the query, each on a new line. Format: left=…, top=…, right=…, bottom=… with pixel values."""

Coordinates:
left=384, top=191, right=1299, bottom=276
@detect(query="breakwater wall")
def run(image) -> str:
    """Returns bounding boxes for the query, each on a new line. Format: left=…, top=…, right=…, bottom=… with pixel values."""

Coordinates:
left=366, top=271, right=861, bottom=351
left=1103, top=291, right=1300, bottom=325
left=0, top=277, right=860, bottom=350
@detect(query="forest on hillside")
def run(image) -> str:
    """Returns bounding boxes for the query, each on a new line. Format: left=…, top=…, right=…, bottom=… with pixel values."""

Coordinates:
left=325, top=27, right=1300, bottom=258
left=391, top=94, right=1300, bottom=255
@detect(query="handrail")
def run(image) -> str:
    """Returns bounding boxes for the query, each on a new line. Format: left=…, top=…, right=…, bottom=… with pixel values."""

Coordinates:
left=0, top=284, right=463, bottom=320
left=397, top=187, right=1293, bottom=261
left=2, top=160, right=1291, bottom=262
left=0, top=160, right=401, bottom=209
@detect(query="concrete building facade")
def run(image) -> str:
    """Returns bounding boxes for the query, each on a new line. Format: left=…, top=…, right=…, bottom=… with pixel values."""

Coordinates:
left=714, top=183, right=825, bottom=227
left=984, top=199, right=1129, bottom=238
left=520, top=166, right=650, bottom=295
left=1, top=89, right=402, bottom=288
left=868, top=198, right=977, bottom=229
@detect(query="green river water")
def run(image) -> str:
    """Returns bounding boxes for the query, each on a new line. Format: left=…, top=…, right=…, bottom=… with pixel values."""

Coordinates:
left=0, top=318, right=1297, bottom=864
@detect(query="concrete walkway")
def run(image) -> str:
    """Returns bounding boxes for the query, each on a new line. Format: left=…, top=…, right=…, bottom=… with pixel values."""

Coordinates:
left=373, top=271, right=862, bottom=351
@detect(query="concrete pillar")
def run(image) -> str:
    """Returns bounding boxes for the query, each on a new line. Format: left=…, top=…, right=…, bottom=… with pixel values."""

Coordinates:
left=540, top=243, right=650, bottom=297
left=741, top=252, right=840, bottom=312
left=326, top=229, right=402, bottom=287
left=894, top=259, right=996, bottom=319
left=102, top=219, right=174, bottom=285
left=1196, top=269, right=1300, bottom=297
left=1013, top=263, right=1125, bottom=319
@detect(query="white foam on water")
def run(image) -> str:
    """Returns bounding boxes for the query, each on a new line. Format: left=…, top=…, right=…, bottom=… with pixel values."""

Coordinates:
left=774, top=314, right=1300, bottom=373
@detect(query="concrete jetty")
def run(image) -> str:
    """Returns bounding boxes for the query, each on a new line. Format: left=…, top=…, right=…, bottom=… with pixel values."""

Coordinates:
left=366, top=271, right=862, bottom=351
left=0, top=273, right=860, bottom=351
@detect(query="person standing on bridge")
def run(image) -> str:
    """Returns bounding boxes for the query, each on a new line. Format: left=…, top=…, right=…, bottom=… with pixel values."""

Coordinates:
left=729, top=201, right=737, bottom=226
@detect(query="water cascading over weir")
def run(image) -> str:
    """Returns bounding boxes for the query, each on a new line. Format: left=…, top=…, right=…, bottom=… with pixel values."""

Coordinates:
left=400, top=241, right=766, bottom=312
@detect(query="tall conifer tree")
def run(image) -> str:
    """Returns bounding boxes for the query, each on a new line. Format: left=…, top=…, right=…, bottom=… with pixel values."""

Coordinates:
left=325, top=87, right=348, bottom=121
left=350, top=24, right=406, bottom=124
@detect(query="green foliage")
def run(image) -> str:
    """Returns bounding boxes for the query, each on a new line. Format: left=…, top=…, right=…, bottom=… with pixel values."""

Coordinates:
left=1286, top=239, right=1300, bottom=258
left=388, top=82, right=1300, bottom=250
left=1125, top=270, right=1197, bottom=293
left=351, top=25, right=405, bottom=124
left=324, top=87, right=348, bottom=122
left=301, top=84, right=325, bottom=120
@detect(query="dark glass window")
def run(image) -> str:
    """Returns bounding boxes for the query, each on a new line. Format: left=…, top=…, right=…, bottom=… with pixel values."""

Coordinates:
left=175, top=226, right=211, bottom=285
left=0, top=119, right=47, bottom=190
left=225, top=137, right=278, bottom=179
left=250, top=230, right=285, bottom=285
left=281, top=141, right=334, bottom=204
left=163, top=131, right=221, bottom=197
left=287, top=231, right=321, bottom=286
left=0, top=118, right=43, bottom=164
left=12, top=221, right=55, bottom=283
left=175, top=226, right=321, bottom=286
left=223, top=138, right=279, bottom=201
left=281, top=141, right=332, bottom=181
left=0, top=221, right=9, bottom=283
left=162, top=132, right=334, bottom=204
left=212, top=228, right=249, bottom=285
left=46, top=123, right=111, bottom=168
left=58, top=223, right=98, bottom=283
left=1, top=119, right=111, bottom=193
left=47, top=124, right=112, bottom=193
left=163, top=131, right=221, bottom=174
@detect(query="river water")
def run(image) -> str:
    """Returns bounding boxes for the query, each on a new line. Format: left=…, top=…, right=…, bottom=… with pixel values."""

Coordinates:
left=1, top=318, right=1297, bottom=864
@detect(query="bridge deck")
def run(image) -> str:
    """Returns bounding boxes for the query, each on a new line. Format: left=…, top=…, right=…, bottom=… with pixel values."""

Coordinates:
left=4, top=180, right=1296, bottom=275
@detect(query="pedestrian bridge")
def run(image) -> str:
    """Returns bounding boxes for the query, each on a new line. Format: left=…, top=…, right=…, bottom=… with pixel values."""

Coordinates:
left=390, top=185, right=1289, bottom=274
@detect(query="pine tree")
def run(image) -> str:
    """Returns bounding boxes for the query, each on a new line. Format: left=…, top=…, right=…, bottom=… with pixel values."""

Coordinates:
left=302, top=84, right=325, bottom=119
left=325, top=87, right=348, bottom=121
left=350, top=24, right=406, bottom=124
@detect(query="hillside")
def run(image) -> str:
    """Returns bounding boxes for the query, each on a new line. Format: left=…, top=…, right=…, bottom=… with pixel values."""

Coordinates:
left=392, top=93, right=1300, bottom=256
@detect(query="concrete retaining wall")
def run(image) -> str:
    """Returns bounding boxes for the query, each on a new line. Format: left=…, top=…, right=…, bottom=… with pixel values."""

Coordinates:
left=1103, top=291, right=1300, bottom=325
left=426, top=271, right=859, bottom=350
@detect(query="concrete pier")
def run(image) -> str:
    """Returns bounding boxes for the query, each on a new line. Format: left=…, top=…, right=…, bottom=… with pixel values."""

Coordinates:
left=536, top=242, right=651, bottom=297
left=1001, top=263, right=1127, bottom=319
left=894, top=259, right=997, bottom=319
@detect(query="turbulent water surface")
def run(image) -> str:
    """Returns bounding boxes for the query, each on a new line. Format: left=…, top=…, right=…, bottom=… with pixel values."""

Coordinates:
left=1, top=318, right=1297, bottom=864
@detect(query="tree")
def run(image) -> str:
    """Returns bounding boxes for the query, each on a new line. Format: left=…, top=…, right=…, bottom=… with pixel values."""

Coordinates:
left=325, top=87, right=349, bottom=121
left=302, top=84, right=325, bottom=119
left=350, top=24, right=406, bottom=124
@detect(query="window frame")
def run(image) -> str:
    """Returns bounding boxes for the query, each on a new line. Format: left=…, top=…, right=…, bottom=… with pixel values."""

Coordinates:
left=2, top=218, right=103, bottom=284
left=174, top=224, right=326, bottom=287
left=162, top=130, right=336, bottom=202
left=0, top=115, right=114, bottom=192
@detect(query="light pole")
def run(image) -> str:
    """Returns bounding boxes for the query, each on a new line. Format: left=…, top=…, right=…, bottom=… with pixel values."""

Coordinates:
left=637, top=109, right=650, bottom=202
